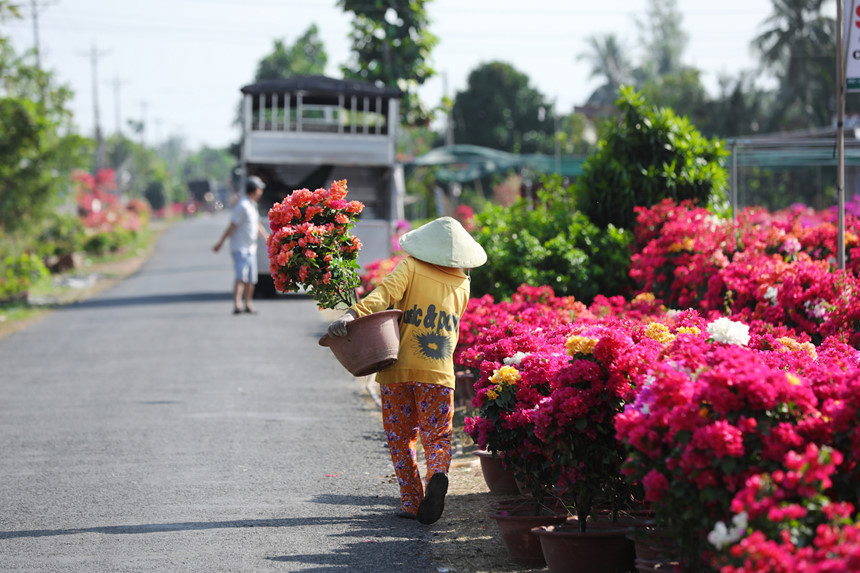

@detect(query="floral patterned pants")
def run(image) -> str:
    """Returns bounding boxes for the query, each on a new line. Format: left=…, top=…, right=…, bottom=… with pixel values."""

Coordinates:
left=380, top=382, right=454, bottom=515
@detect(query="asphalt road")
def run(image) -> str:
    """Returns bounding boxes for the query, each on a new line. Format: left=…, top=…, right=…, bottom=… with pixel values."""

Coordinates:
left=0, top=213, right=438, bottom=572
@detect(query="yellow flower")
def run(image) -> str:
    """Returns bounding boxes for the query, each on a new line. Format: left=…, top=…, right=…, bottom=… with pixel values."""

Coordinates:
left=566, top=335, right=598, bottom=356
left=676, top=326, right=701, bottom=337
left=668, top=238, right=695, bottom=252
left=786, top=373, right=802, bottom=386
left=633, top=292, right=655, bottom=304
left=644, top=322, right=675, bottom=344
left=486, top=389, right=499, bottom=401
left=777, top=336, right=818, bottom=360
left=490, top=365, right=521, bottom=387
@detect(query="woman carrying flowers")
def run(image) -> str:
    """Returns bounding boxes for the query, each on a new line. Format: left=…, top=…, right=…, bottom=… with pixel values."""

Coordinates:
left=327, top=217, right=487, bottom=524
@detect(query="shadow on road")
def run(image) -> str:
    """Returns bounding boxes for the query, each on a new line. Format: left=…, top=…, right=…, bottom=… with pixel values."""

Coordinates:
left=0, top=496, right=420, bottom=541
left=0, top=497, right=431, bottom=570
left=64, top=292, right=233, bottom=309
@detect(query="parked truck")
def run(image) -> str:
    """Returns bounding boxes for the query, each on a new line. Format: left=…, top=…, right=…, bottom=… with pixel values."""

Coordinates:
left=238, top=75, right=406, bottom=297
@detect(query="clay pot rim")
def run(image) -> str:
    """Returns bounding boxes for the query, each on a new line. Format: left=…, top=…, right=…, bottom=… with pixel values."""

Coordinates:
left=488, top=511, right=567, bottom=522
left=531, top=524, right=630, bottom=537
left=565, top=515, right=655, bottom=527
left=472, top=449, right=506, bottom=458
left=318, top=309, right=403, bottom=347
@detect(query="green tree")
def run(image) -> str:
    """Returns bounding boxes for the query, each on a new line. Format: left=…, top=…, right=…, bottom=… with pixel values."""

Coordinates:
left=638, top=67, right=709, bottom=127
left=0, top=1, right=20, bottom=19
left=627, top=0, right=711, bottom=124
left=555, top=111, right=596, bottom=155
left=634, top=0, right=688, bottom=82
left=451, top=62, right=555, bottom=154
left=699, top=72, right=768, bottom=138
left=575, top=87, right=728, bottom=231
left=181, top=146, right=233, bottom=183
left=102, top=135, right=179, bottom=205
left=338, top=0, right=438, bottom=126
left=753, top=0, right=834, bottom=130
left=470, top=175, right=633, bottom=303
left=254, top=24, right=327, bottom=81
left=578, top=34, right=633, bottom=107
left=0, top=28, right=88, bottom=237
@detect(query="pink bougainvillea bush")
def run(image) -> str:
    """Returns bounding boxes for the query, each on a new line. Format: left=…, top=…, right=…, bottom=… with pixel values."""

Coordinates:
left=266, top=180, right=364, bottom=309
left=615, top=318, right=825, bottom=570
left=711, top=444, right=860, bottom=573
left=74, top=168, right=142, bottom=234
left=445, top=197, right=860, bottom=568
left=72, top=168, right=145, bottom=255
left=532, top=320, right=640, bottom=527
left=629, top=199, right=860, bottom=347
left=463, top=318, right=574, bottom=502
left=456, top=282, right=860, bottom=569
left=454, top=284, right=591, bottom=374
left=460, top=285, right=672, bottom=514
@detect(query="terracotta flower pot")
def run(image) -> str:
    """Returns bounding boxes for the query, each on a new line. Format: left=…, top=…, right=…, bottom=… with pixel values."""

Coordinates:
left=630, top=526, right=680, bottom=572
left=318, top=309, right=402, bottom=376
left=472, top=450, right=521, bottom=496
left=489, top=510, right=567, bottom=566
left=533, top=522, right=635, bottom=573
left=454, top=370, right=477, bottom=406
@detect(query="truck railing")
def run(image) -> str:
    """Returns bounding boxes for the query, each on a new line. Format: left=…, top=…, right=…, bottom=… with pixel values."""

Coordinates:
left=246, top=94, right=391, bottom=136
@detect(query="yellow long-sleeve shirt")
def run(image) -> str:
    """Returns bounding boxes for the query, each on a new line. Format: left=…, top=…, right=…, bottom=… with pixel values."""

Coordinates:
left=350, top=256, right=470, bottom=388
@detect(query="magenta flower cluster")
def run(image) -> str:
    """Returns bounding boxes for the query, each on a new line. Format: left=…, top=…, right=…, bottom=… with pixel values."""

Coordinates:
left=714, top=445, right=860, bottom=572
left=629, top=199, right=860, bottom=347
left=457, top=275, right=860, bottom=569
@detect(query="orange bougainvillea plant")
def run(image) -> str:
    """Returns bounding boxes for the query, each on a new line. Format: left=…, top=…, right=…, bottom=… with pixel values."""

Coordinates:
left=266, top=179, right=364, bottom=309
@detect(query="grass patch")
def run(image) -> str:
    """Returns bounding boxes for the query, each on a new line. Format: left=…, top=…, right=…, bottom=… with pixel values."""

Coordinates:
left=0, top=220, right=170, bottom=340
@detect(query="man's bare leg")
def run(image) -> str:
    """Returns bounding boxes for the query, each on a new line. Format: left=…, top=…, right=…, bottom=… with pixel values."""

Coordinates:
left=243, top=283, right=256, bottom=313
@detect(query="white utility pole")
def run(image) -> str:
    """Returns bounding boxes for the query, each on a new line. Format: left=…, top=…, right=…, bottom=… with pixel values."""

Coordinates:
left=108, top=75, right=129, bottom=136
left=838, top=1, right=848, bottom=270
left=29, top=0, right=55, bottom=70
left=78, top=43, right=111, bottom=173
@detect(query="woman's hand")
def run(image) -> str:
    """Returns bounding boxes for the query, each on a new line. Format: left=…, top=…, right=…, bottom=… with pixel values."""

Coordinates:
left=328, top=310, right=357, bottom=337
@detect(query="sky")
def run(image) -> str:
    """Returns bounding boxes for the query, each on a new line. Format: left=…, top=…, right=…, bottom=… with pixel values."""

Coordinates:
left=3, top=0, right=793, bottom=151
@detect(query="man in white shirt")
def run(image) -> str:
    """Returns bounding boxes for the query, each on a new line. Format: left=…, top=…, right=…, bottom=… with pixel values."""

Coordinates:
left=213, top=176, right=270, bottom=314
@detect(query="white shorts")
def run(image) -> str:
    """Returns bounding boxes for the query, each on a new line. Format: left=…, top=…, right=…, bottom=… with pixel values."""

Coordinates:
left=231, top=250, right=258, bottom=284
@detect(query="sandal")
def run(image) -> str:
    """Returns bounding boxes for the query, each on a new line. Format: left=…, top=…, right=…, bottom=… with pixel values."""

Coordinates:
left=417, top=472, right=448, bottom=524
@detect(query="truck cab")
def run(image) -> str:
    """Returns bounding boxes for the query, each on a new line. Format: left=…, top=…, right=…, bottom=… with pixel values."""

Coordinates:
left=239, top=76, right=406, bottom=297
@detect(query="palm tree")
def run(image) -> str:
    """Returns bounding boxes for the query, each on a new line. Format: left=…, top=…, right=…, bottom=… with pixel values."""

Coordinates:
left=577, top=34, right=633, bottom=107
left=753, top=0, right=834, bottom=130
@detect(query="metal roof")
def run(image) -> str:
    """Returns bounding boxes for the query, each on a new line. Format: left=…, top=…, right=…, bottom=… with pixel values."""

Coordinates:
left=241, top=75, right=403, bottom=99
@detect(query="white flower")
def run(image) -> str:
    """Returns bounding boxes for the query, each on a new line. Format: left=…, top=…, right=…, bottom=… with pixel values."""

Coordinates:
left=782, top=237, right=801, bottom=255
left=763, top=286, right=778, bottom=304
left=707, top=317, right=750, bottom=346
left=804, top=299, right=829, bottom=320
left=707, top=511, right=748, bottom=550
left=503, top=351, right=529, bottom=366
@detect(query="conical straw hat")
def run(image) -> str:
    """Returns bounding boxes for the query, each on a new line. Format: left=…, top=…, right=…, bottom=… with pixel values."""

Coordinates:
left=398, top=216, right=487, bottom=268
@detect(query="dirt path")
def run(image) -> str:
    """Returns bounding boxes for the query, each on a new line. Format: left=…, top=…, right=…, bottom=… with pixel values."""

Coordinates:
left=429, top=453, right=547, bottom=573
